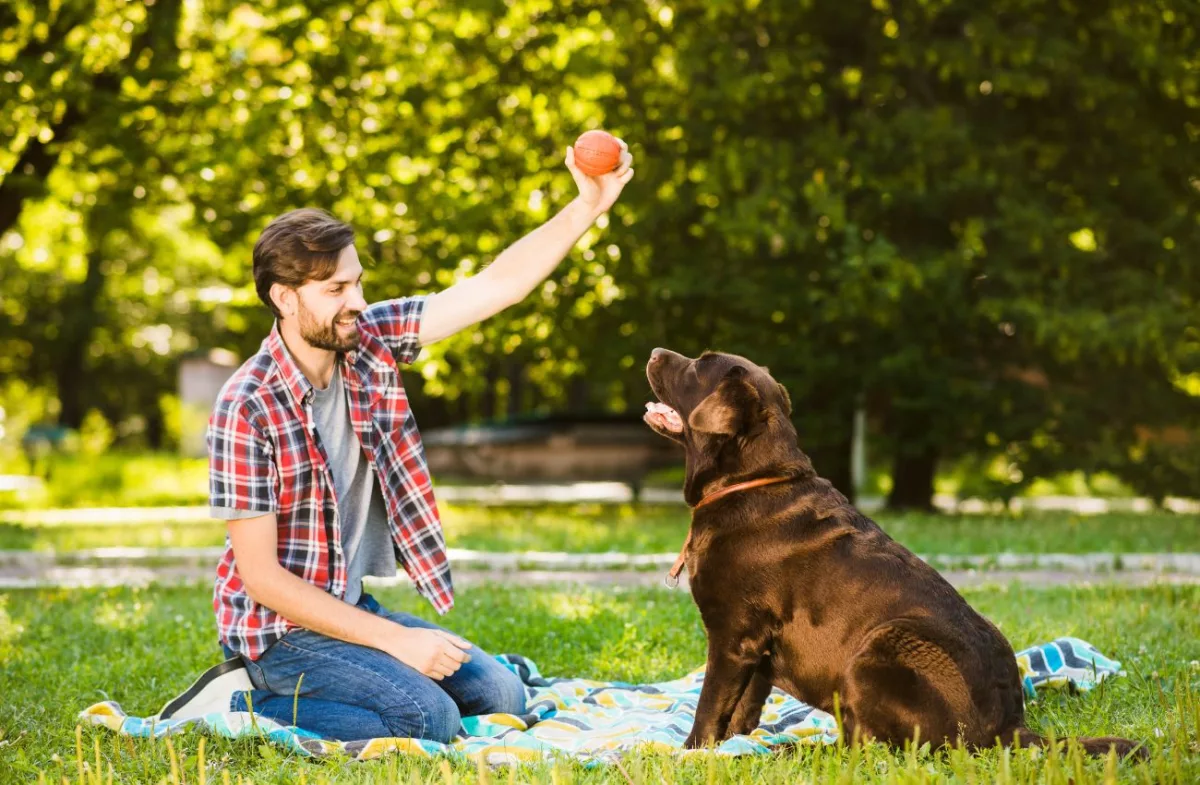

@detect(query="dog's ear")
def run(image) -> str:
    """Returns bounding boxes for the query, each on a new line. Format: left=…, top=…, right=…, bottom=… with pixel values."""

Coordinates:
left=688, top=366, right=761, bottom=435
left=776, top=382, right=792, bottom=416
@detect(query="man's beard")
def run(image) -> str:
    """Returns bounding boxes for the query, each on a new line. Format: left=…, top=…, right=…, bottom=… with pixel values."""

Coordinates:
left=298, top=300, right=361, bottom=352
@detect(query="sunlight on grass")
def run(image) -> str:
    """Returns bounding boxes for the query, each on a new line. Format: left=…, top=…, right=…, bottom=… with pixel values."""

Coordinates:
left=1, top=506, right=1196, bottom=557
left=93, top=598, right=155, bottom=632
left=0, top=451, right=210, bottom=510
left=1, top=583, right=1197, bottom=782
left=440, top=503, right=682, bottom=553
left=542, top=590, right=606, bottom=622
left=0, top=595, right=25, bottom=661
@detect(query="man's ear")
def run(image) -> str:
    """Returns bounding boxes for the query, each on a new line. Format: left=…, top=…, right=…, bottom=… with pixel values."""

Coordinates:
left=270, top=282, right=296, bottom=318
left=687, top=366, right=761, bottom=436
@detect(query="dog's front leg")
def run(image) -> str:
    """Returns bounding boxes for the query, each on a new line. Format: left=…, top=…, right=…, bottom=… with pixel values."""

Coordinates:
left=727, top=665, right=773, bottom=736
left=684, top=636, right=762, bottom=749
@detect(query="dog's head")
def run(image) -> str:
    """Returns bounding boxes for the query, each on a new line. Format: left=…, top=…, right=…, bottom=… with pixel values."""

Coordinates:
left=644, top=348, right=806, bottom=504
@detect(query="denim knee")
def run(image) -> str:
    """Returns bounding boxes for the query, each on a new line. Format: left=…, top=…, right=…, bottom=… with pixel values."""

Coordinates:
left=381, top=691, right=461, bottom=744
left=495, top=668, right=527, bottom=716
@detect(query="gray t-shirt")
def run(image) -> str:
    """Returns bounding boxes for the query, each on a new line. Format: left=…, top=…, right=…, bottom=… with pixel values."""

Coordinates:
left=212, top=363, right=396, bottom=606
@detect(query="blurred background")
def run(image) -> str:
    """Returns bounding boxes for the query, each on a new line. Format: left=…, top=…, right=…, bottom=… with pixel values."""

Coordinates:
left=1, top=0, right=1198, bottom=516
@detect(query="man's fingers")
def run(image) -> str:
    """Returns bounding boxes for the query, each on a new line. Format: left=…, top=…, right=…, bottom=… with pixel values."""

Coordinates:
left=618, top=168, right=635, bottom=185
left=616, top=137, right=628, bottom=152
left=613, top=151, right=633, bottom=177
left=426, top=654, right=461, bottom=680
left=437, top=654, right=464, bottom=675
left=436, top=630, right=472, bottom=650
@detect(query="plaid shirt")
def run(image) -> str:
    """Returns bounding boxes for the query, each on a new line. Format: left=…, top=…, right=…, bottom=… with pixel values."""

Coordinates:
left=207, top=295, right=453, bottom=660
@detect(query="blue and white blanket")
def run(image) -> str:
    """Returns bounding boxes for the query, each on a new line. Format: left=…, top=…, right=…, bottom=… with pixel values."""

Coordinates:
left=80, top=637, right=1123, bottom=766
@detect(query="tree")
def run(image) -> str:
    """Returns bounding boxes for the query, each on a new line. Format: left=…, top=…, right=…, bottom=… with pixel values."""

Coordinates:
left=1, top=0, right=1196, bottom=511
left=2, top=0, right=187, bottom=431
left=584, top=0, right=1200, bottom=507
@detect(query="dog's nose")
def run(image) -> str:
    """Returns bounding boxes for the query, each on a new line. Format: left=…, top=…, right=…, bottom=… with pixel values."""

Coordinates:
left=649, top=348, right=666, bottom=364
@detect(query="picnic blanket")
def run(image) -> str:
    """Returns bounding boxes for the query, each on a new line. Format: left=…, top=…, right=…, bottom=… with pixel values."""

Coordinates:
left=79, top=637, right=1123, bottom=766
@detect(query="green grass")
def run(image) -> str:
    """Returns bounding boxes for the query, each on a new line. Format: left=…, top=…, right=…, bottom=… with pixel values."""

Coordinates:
left=0, top=452, right=210, bottom=510
left=442, top=506, right=1200, bottom=555
left=0, top=582, right=1197, bottom=783
left=1, top=445, right=1149, bottom=512
left=1, top=506, right=1197, bottom=556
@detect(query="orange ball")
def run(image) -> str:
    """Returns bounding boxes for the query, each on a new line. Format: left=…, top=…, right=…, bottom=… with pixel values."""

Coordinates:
left=573, top=130, right=622, bottom=176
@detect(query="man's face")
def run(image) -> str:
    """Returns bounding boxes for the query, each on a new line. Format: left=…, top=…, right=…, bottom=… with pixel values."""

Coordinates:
left=294, top=244, right=369, bottom=352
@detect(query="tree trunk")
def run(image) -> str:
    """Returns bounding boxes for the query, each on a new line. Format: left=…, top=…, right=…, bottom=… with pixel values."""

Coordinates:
left=506, top=361, right=524, bottom=417
left=797, top=384, right=858, bottom=504
left=808, top=431, right=855, bottom=505
left=479, top=363, right=499, bottom=421
left=55, top=211, right=111, bottom=430
left=146, top=405, right=165, bottom=449
left=887, top=442, right=938, bottom=511
left=568, top=377, right=590, bottom=412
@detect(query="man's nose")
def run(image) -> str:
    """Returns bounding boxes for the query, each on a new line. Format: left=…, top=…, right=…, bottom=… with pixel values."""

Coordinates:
left=347, top=289, right=368, bottom=313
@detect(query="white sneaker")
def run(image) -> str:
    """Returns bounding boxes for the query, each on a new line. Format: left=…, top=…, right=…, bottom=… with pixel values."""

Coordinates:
left=157, top=658, right=253, bottom=720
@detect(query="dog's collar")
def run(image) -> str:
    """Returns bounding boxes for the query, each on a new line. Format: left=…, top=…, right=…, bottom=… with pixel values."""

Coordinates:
left=693, top=476, right=795, bottom=511
left=665, top=476, right=794, bottom=587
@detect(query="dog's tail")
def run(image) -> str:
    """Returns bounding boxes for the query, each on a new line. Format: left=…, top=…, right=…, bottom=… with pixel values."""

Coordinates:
left=1011, top=727, right=1149, bottom=761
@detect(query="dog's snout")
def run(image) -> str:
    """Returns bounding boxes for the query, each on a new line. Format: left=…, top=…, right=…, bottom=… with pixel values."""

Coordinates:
left=649, top=348, right=666, bottom=364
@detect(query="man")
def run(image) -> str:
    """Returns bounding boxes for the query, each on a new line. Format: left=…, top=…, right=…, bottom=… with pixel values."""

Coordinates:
left=158, top=143, right=634, bottom=742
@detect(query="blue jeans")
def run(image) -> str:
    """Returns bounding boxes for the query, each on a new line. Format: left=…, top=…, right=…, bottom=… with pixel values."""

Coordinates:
left=224, top=594, right=526, bottom=743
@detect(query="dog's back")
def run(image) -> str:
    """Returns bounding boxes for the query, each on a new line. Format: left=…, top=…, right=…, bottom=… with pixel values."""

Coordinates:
left=689, top=475, right=1028, bottom=747
left=645, top=347, right=1141, bottom=756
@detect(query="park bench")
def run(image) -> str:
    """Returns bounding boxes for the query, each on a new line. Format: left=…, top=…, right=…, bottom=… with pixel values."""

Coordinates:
left=422, top=412, right=682, bottom=502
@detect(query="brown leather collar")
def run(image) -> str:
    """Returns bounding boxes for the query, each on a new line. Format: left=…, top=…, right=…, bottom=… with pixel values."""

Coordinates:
left=665, top=476, right=794, bottom=587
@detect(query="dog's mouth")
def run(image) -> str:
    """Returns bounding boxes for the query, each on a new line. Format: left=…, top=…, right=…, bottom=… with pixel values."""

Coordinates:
left=644, top=400, right=684, bottom=433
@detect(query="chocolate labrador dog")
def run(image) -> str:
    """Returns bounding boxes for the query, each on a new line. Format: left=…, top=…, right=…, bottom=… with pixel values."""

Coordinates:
left=644, top=348, right=1143, bottom=757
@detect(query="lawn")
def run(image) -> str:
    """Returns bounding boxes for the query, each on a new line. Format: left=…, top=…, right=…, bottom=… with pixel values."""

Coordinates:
left=2, top=506, right=1198, bottom=556
left=1, top=582, right=1197, bottom=783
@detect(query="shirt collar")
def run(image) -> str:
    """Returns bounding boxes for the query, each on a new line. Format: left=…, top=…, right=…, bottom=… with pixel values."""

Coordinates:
left=266, top=322, right=313, bottom=406
left=266, top=322, right=359, bottom=407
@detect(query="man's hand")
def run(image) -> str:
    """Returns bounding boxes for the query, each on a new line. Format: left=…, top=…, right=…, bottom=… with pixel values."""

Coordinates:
left=416, top=139, right=636, bottom=348
left=228, top=514, right=475, bottom=681
left=377, top=625, right=473, bottom=681
left=566, top=139, right=634, bottom=215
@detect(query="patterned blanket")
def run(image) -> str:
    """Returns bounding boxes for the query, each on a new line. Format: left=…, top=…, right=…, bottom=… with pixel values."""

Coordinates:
left=79, top=637, right=1123, bottom=766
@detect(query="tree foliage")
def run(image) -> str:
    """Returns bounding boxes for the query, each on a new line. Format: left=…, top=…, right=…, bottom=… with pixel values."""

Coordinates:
left=1, top=0, right=1197, bottom=506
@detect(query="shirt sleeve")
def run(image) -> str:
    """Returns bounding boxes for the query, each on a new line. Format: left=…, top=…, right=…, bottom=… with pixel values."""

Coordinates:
left=359, top=295, right=427, bottom=365
left=206, top=398, right=278, bottom=515
left=210, top=506, right=268, bottom=521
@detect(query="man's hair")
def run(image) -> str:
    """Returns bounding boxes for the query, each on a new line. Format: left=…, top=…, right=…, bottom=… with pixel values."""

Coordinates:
left=252, top=208, right=356, bottom=318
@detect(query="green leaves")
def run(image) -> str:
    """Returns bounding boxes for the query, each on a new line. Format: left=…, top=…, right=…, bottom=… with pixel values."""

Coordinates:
left=0, top=0, right=1196, bottom=501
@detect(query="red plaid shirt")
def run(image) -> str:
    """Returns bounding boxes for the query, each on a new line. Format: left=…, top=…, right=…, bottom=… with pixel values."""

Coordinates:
left=207, top=296, right=453, bottom=660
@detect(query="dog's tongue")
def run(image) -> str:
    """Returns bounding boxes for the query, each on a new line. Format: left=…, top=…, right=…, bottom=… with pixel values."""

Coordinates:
left=645, top=401, right=683, bottom=432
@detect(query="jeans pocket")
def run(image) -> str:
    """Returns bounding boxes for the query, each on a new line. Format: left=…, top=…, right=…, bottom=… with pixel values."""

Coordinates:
left=250, top=634, right=301, bottom=693
left=244, top=657, right=269, bottom=692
